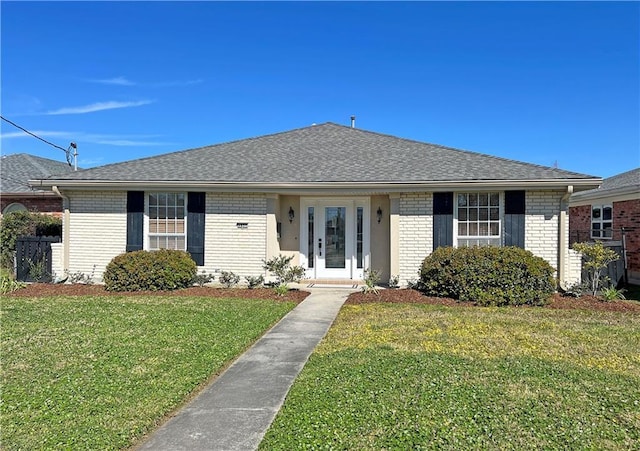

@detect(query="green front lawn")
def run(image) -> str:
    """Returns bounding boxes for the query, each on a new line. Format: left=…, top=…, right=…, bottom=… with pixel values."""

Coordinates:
left=1, top=295, right=296, bottom=450
left=261, top=304, right=640, bottom=449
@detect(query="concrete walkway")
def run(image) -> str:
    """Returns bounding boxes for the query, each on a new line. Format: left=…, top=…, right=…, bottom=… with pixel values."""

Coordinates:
left=137, top=288, right=352, bottom=451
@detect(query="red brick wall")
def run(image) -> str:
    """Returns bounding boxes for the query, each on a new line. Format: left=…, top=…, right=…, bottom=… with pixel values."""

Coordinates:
left=0, top=196, right=64, bottom=218
left=570, top=199, right=640, bottom=280
left=614, top=199, right=640, bottom=279
left=569, top=205, right=592, bottom=244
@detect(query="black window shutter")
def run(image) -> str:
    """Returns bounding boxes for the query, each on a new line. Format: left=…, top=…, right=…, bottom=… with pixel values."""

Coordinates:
left=126, top=191, right=144, bottom=252
left=504, top=190, right=525, bottom=248
left=433, top=192, right=453, bottom=250
left=187, top=192, right=205, bottom=266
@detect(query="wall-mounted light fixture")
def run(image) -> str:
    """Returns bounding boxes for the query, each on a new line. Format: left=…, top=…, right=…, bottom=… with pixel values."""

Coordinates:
left=377, top=206, right=382, bottom=224
left=289, top=206, right=295, bottom=223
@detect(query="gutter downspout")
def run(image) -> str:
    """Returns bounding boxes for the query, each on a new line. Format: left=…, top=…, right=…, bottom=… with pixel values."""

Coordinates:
left=558, top=185, right=573, bottom=291
left=52, top=186, right=70, bottom=275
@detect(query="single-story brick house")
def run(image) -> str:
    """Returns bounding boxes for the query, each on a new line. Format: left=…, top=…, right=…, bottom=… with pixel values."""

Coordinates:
left=569, top=168, right=640, bottom=284
left=1, top=153, right=74, bottom=217
left=32, top=122, right=600, bottom=286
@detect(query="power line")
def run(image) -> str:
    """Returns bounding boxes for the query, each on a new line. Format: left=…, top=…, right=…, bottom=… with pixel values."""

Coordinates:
left=0, top=115, right=67, bottom=152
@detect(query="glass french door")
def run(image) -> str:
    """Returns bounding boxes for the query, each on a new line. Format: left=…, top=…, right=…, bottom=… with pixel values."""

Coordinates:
left=301, top=198, right=369, bottom=279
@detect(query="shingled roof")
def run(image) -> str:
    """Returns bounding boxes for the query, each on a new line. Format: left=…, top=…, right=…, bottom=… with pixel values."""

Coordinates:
left=1, top=153, right=74, bottom=193
left=36, top=123, right=598, bottom=187
left=571, top=167, right=639, bottom=201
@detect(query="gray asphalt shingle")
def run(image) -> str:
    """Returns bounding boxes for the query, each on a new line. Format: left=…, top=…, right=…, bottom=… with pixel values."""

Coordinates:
left=1, top=153, right=74, bottom=193
left=40, top=123, right=597, bottom=183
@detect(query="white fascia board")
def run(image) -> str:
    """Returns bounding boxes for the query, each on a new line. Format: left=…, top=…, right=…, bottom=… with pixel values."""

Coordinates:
left=30, top=178, right=602, bottom=193
left=569, top=186, right=640, bottom=206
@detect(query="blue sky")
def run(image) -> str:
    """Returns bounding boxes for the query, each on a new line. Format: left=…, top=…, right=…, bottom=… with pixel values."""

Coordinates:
left=1, top=1, right=638, bottom=178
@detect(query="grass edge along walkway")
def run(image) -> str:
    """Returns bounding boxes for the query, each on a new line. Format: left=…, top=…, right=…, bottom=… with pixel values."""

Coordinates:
left=1, top=295, right=296, bottom=450
left=260, top=303, right=640, bottom=450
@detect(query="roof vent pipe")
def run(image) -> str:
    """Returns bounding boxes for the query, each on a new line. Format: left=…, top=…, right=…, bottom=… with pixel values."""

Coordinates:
left=350, top=115, right=356, bottom=128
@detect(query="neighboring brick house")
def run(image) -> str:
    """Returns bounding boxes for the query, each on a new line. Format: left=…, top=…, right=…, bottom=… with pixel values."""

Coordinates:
left=1, top=153, right=75, bottom=217
left=569, top=168, right=640, bottom=284
left=32, top=122, right=600, bottom=286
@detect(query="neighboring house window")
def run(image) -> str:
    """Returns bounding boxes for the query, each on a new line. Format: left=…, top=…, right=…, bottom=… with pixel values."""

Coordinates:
left=456, top=192, right=501, bottom=247
left=2, top=202, right=27, bottom=215
left=591, top=205, right=613, bottom=239
left=148, top=193, right=186, bottom=250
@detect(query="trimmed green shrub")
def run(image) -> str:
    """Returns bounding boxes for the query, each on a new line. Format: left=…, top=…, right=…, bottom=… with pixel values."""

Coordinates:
left=0, top=211, right=61, bottom=271
left=103, top=249, right=196, bottom=291
left=420, top=246, right=556, bottom=306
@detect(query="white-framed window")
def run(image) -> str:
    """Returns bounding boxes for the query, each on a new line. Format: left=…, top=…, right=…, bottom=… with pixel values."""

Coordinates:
left=591, top=205, right=612, bottom=239
left=148, top=192, right=186, bottom=250
left=455, top=192, right=502, bottom=247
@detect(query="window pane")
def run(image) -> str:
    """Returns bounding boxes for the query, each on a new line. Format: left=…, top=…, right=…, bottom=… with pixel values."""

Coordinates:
left=603, top=207, right=612, bottom=220
left=458, top=223, right=468, bottom=236
left=149, top=193, right=158, bottom=206
left=490, top=222, right=499, bottom=236
left=490, top=207, right=499, bottom=220
left=357, top=207, right=363, bottom=269
left=469, top=208, right=478, bottom=221
left=469, top=223, right=478, bottom=235
left=479, top=208, right=488, bottom=221
left=158, top=193, right=166, bottom=205
left=176, top=219, right=185, bottom=233
left=469, top=193, right=478, bottom=207
left=479, top=223, right=489, bottom=236
left=593, top=223, right=601, bottom=231
left=308, top=207, right=314, bottom=268
left=458, top=194, right=467, bottom=207
left=479, top=193, right=488, bottom=206
left=490, top=193, right=499, bottom=206
left=458, top=208, right=467, bottom=221
left=592, top=208, right=601, bottom=219
left=177, top=194, right=185, bottom=207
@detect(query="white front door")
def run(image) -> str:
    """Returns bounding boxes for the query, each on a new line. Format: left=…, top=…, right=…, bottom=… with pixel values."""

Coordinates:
left=301, top=198, right=370, bottom=280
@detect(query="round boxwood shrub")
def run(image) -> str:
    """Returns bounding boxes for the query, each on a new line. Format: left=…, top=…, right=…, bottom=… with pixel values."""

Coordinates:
left=420, top=246, right=556, bottom=306
left=103, top=249, right=197, bottom=292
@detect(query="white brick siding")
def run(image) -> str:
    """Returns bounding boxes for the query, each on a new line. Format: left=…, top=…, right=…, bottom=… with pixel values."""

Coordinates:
left=525, top=190, right=563, bottom=274
left=204, top=193, right=267, bottom=278
left=567, top=249, right=583, bottom=286
left=50, top=242, right=63, bottom=280
left=68, top=190, right=127, bottom=281
left=396, top=189, right=569, bottom=286
left=398, top=193, right=432, bottom=284
left=64, top=191, right=269, bottom=283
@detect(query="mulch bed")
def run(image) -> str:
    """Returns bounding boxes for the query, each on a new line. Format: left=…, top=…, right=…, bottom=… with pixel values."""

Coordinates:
left=6, top=283, right=309, bottom=303
left=347, top=289, right=640, bottom=312
left=7, top=284, right=639, bottom=312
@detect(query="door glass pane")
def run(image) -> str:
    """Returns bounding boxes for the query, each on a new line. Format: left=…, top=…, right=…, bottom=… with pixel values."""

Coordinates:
left=325, top=207, right=346, bottom=269
left=308, top=207, right=314, bottom=268
left=357, top=207, right=363, bottom=269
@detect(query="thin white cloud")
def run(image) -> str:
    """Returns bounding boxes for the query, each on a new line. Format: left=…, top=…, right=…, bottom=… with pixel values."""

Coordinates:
left=151, top=78, right=204, bottom=88
left=45, top=100, right=153, bottom=115
left=0, top=130, right=73, bottom=139
left=93, top=139, right=172, bottom=147
left=1, top=129, right=170, bottom=147
left=89, top=76, right=136, bottom=86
